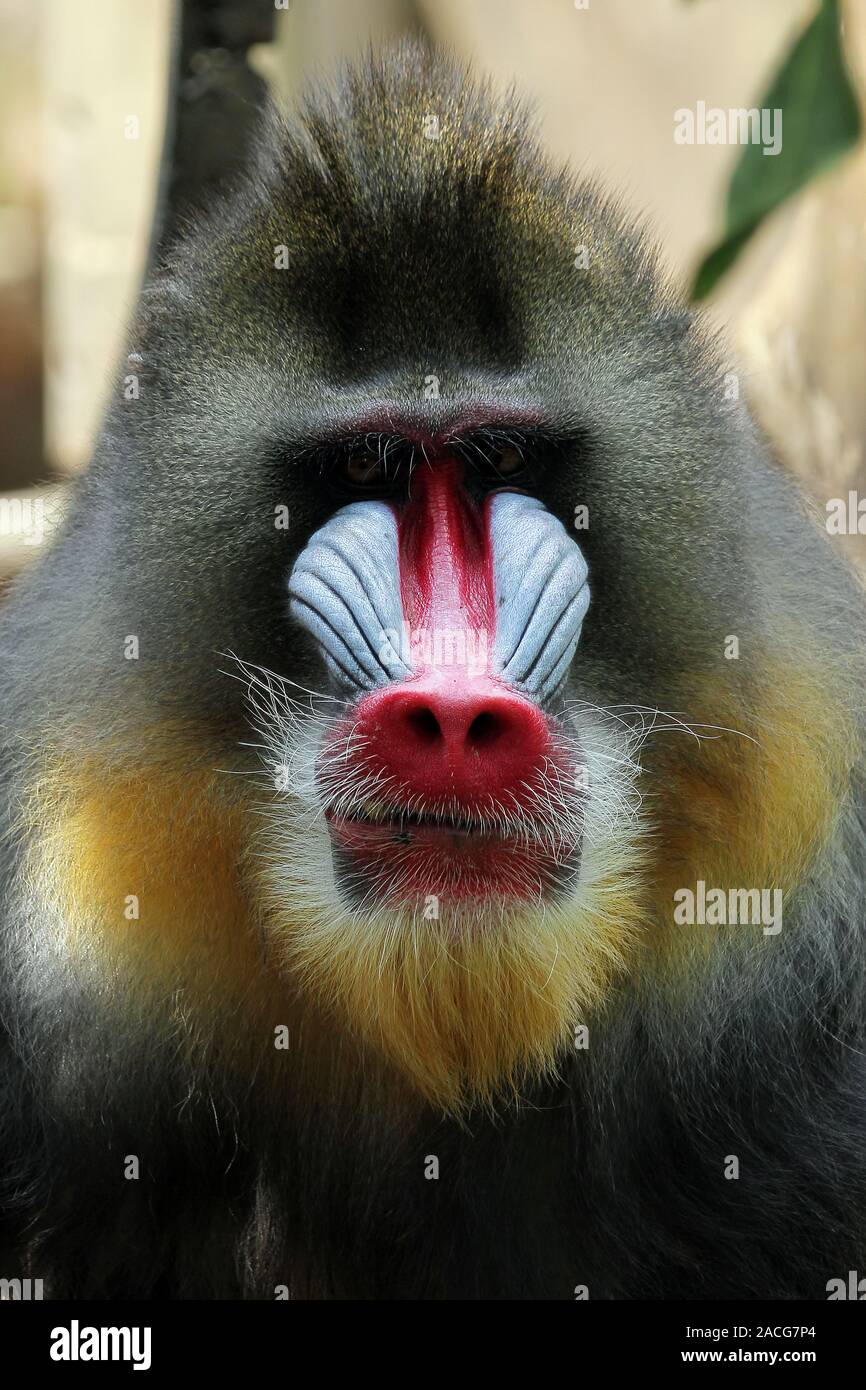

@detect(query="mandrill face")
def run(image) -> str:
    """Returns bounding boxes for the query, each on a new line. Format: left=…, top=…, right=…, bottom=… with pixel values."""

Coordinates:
left=233, top=369, right=661, bottom=1109
left=246, top=424, right=645, bottom=1107
left=290, top=451, right=589, bottom=908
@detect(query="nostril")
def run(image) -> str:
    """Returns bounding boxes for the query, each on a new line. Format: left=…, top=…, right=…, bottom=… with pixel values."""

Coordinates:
left=351, top=682, right=553, bottom=805
left=405, top=705, right=442, bottom=744
left=467, top=710, right=502, bottom=747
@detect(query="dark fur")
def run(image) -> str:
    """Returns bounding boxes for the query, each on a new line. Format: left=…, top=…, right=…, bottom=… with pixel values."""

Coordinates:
left=1, top=46, right=865, bottom=1298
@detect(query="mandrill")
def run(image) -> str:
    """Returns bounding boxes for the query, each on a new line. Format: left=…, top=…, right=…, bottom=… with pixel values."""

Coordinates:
left=0, top=46, right=865, bottom=1299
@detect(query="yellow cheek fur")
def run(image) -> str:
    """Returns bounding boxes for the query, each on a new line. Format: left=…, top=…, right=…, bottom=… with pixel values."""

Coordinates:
left=641, top=669, right=856, bottom=975
left=23, top=764, right=260, bottom=1000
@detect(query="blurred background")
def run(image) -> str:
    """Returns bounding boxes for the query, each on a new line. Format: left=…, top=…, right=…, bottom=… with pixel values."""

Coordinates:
left=2, top=0, right=865, bottom=584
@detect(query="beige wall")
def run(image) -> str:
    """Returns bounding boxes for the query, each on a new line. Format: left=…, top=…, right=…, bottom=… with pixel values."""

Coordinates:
left=41, top=0, right=172, bottom=475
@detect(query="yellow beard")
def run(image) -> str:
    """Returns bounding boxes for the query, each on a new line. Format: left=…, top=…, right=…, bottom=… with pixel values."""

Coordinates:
left=252, top=704, right=647, bottom=1110
left=255, top=827, right=646, bottom=1112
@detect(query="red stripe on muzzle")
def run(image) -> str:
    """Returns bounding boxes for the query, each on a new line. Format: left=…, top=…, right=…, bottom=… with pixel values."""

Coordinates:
left=396, top=456, right=495, bottom=673
left=334, top=459, right=557, bottom=812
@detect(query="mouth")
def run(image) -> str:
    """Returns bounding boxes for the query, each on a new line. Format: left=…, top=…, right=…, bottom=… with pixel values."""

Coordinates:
left=325, top=801, right=582, bottom=909
left=329, top=801, right=508, bottom=836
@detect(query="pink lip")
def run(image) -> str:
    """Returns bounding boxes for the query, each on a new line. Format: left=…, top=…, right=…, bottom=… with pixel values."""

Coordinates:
left=326, top=810, right=581, bottom=907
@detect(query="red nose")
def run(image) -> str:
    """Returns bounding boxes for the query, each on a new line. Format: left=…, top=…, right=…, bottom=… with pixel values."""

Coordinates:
left=351, top=676, right=552, bottom=808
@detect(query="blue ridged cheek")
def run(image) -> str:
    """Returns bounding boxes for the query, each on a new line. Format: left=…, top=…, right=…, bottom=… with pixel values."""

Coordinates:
left=489, top=492, right=590, bottom=704
left=287, top=500, right=409, bottom=695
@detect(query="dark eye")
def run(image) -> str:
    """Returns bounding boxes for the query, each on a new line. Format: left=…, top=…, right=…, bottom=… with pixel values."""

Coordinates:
left=330, top=446, right=409, bottom=496
left=344, top=454, right=387, bottom=487
left=491, top=446, right=525, bottom=478
left=471, top=443, right=530, bottom=484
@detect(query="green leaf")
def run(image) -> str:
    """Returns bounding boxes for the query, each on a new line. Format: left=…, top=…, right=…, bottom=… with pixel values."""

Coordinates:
left=691, top=228, right=754, bottom=301
left=690, top=0, right=861, bottom=299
